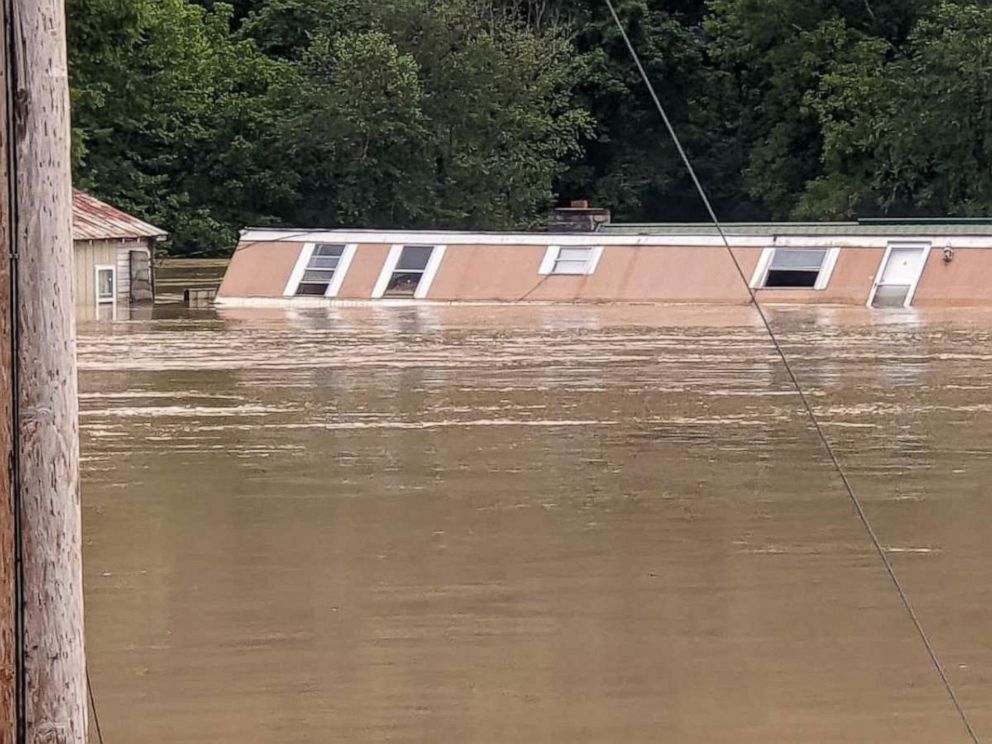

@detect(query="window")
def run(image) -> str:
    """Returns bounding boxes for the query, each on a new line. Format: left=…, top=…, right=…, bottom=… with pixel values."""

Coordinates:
left=296, top=244, right=345, bottom=296
left=95, top=266, right=115, bottom=305
left=384, top=245, right=434, bottom=297
left=539, top=245, right=604, bottom=276
left=753, top=248, right=839, bottom=290
left=554, top=247, right=593, bottom=275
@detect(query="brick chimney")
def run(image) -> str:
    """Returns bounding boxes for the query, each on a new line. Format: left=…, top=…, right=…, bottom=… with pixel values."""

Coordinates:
left=549, top=200, right=612, bottom=233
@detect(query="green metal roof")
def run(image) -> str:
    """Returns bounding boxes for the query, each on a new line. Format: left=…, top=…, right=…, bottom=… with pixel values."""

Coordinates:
left=601, top=221, right=992, bottom=237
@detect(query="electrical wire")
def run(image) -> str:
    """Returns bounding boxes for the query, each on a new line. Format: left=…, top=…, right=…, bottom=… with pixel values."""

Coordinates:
left=87, top=668, right=106, bottom=744
left=601, top=1, right=980, bottom=741
left=3, top=0, right=26, bottom=740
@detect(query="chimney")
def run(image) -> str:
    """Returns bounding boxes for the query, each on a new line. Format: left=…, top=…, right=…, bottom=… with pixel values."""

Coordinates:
left=549, top=200, right=611, bottom=233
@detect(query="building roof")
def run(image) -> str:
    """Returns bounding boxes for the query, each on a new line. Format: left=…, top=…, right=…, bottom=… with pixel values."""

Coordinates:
left=72, top=190, right=168, bottom=242
left=600, top=220, right=992, bottom=237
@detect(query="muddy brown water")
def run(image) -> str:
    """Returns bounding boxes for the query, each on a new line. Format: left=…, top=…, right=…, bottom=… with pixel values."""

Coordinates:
left=79, top=288, right=992, bottom=742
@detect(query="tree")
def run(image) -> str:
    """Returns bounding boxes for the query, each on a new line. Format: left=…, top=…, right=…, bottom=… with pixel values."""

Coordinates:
left=705, top=0, right=940, bottom=218
left=69, top=0, right=299, bottom=254
left=373, top=0, right=592, bottom=227
left=281, top=30, right=434, bottom=227
left=803, top=2, right=992, bottom=217
left=263, top=0, right=592, bottom=230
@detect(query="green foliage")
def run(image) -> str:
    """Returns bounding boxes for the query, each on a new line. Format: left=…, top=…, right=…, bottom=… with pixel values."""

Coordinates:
left=284, top=30, right=434, bottom=226
left=69, top=0, right=591, bottom=254
left=69, top=0, right=300, bottom=254
left=68, top=0, right=992, bottom=255
left=802, top=1, right=992, bottom=217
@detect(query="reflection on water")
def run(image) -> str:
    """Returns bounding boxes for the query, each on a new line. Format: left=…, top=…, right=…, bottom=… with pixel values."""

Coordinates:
left=79, top=299, right=992, bottom=743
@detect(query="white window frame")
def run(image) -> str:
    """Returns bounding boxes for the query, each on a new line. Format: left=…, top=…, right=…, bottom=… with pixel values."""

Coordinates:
left=94, top=264, right=116, bottom=306
left=283, top=242, right=358, bottom=298
left=538, top=245, right=605, bottom=276
left=867, top=242, right=932, bottom=309
left=371, top=244, right=446, bottom=299
left=749, top=246, right=841, bottom=290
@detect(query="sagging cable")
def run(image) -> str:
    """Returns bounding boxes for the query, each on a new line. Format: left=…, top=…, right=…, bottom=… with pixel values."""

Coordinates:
left=601, top=2, right=980, bottom=741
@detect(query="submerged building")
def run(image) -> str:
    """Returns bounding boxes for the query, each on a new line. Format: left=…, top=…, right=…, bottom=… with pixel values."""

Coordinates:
left=73, top=190, right=168, bottom=308
left=217, top=207, right=992, bottom=308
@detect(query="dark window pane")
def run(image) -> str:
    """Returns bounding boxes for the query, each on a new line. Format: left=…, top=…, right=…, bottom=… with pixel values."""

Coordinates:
left=764, top=269, right=819, bottom=288
left=308, top=256, right=340, bottom=270
left=396, top=246, right=433, bottom=271
left=384, top=271, right=422, bottom=297
left=314, top=244, right=345, bottom=258
left=302, top=269, right=335, bottom=283
left=296, top=282, right=330, bottom=296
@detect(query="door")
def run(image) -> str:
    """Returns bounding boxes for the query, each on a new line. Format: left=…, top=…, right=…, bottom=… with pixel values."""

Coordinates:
left=129, top=250, right=154, bottom=303
left=869, top=245, right=930, bottom=308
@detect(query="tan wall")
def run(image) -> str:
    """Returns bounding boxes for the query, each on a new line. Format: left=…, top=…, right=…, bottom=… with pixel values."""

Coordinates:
left=337, top=243, right=392, bottom=299
left=74, top=241, right=118, bottom=307
left=429, top=244, right=552, bottom=301
left=915, top=248, right=992, bottom=306
left=218, top=241, right=303, bottom=298
left=217, top=239, right=992, bottom=306
left=430, top=245, right=760, bottom=303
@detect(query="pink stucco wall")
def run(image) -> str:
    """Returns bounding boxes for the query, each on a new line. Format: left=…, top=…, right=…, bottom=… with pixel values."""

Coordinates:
left=216, top=239, right=992, bottom=306
left=337, top=243, right=392, bottom=299
left=429, top=245, right=760, bottom=303
left=218, top=241, right=302, bottom=298
left=915, top=248, right=992, bottom=306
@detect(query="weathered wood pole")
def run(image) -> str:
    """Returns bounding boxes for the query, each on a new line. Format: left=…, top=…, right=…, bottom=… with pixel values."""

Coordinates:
left=1, top=0, right=87, bottom=741
left=0, top=0, right=15, bottom=738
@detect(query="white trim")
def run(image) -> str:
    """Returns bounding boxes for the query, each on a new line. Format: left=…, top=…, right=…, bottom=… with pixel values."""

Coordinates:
left=240, top=229, right=992, bottom=250
left=94, top=264, right=116, bottom=306
left=867, top=245, right=892, bottom=307
left=414, top=245, right=446, bottom=299
left=749, top=247, right=775, bottom=288
left=538, top=245, right=558, bottom=275
left=325, top=243, right=357, bottom=298
left=814, top=247, right=842, bottom=290
left=906, top=245, right=932, bottom=307
left=372, top=244, right=404, bottom=299
left=868, top=242, right=931, bottom=308
left=283, top=243, right=315, bottom=297
left=586, top=245, right=605, bottom=275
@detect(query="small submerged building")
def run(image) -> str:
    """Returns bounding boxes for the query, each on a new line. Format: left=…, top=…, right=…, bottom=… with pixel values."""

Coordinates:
left=72, top=190, right=168, bottom=308
left=217, top=207, right=992, bottom=308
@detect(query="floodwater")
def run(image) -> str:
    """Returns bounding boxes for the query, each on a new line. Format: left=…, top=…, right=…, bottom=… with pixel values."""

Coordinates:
left=79, top=280, right=992, bottom=742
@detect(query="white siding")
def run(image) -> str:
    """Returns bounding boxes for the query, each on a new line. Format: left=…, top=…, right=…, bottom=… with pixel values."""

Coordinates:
left=73, top=241, right=118, bottom=307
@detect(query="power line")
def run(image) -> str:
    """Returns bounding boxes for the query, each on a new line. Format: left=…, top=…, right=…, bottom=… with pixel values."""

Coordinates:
left=600, top=2, right=980, bottom=741
left=3, top=0, right=26, bottom=739
left=87, top=668, right=106, bottom=744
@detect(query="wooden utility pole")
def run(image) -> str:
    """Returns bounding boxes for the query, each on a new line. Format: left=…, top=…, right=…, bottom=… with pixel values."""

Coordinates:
left=0, top=0, right=14, bottom=732
left=1, top=0, right=87, bottom=742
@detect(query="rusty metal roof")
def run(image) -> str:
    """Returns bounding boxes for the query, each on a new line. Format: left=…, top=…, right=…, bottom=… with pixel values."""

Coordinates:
left=72, top=190, right=168, bottom=242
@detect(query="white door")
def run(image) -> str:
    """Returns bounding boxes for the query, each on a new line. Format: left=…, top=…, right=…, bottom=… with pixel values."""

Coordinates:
left=881, top=247, right=926, bottom=285
left=870, top=245, right=929, bottom=308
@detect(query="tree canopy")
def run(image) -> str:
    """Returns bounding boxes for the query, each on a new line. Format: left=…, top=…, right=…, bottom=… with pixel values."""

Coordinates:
left=67, top=0, right=992, bottom=254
